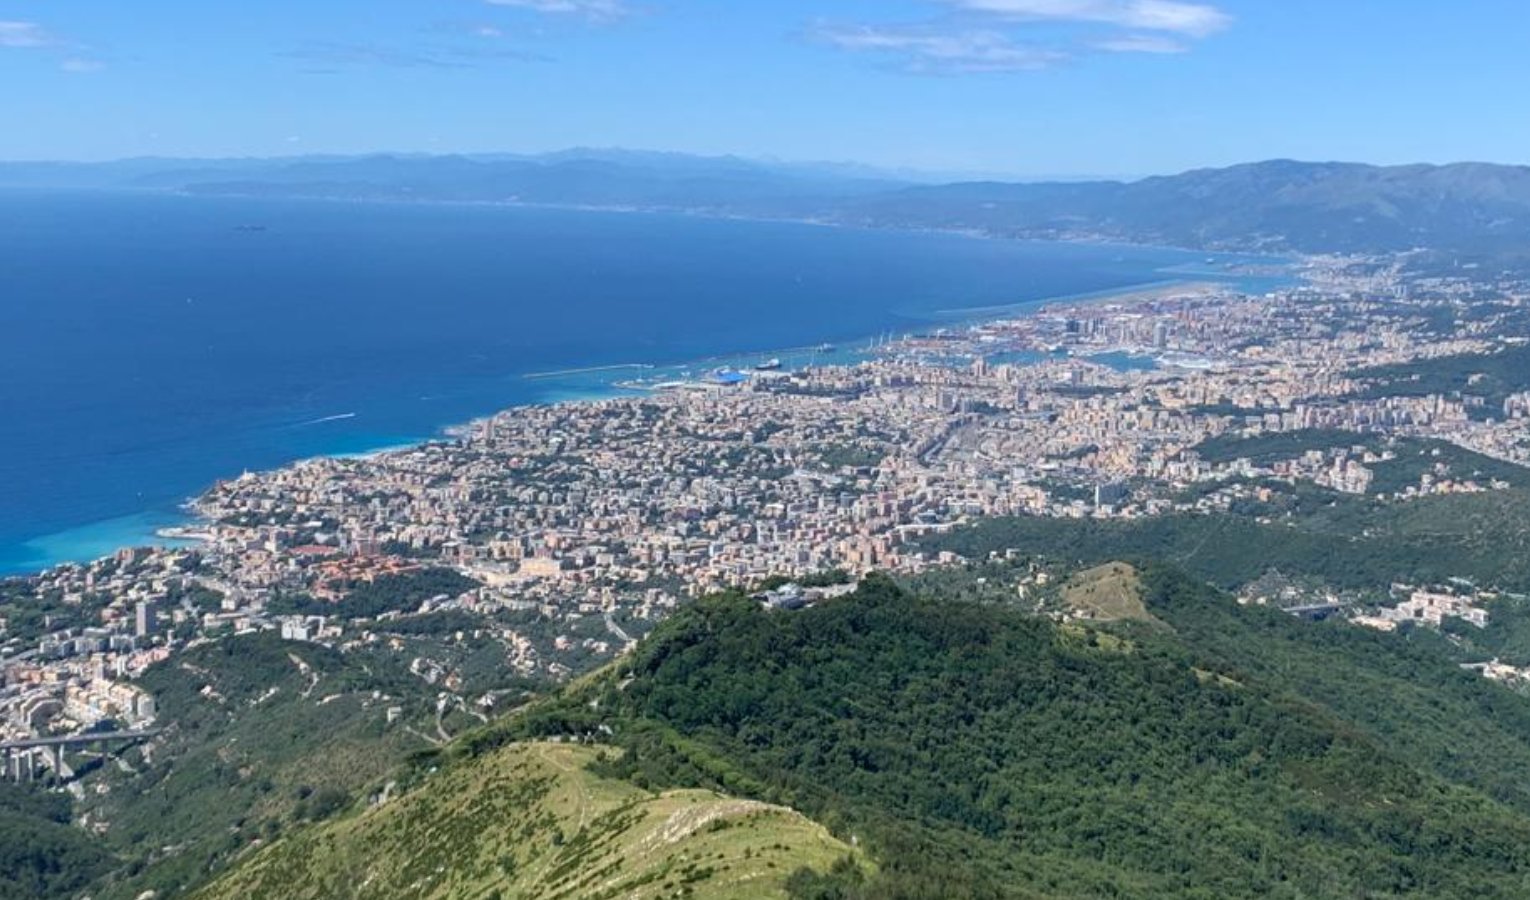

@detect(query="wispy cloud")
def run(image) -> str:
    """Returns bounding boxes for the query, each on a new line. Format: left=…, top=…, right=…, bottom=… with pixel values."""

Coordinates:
left=0, top=21, right=52, bottom=48
left=61, top=57, right=106, bottom=73
left=814, top=0, right=1228, bottom=75
left=284, top=41, right=545, bottom=72
left=943, top=0, right=1231, bottom=37
left=1093, top=33, right=1189, bottom=53
left=812, top=23, right=1066, bottom=74
left=485, top=0, right=631, bottom=23
left=2, top=21, right=108, bottom=72
left=424, top=20, right=518, bottom=41
left=286, top=43, right=465, bottom=70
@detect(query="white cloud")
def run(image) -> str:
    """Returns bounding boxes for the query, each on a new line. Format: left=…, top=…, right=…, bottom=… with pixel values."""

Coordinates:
left=814, top=0, right=1227, bottom=75
left=1094, top=33, right=1189, bottom=53
left=0, top=21, right=51, bottom=48
left=61, top=57, right=105, bottom=73
left=4, top=21, right=106, bottom=72
left=485, top=0, right=630, bottom=22
left=812, top=23, right=1066, bottom=74
left=943, top=0, right=1231, bottom=38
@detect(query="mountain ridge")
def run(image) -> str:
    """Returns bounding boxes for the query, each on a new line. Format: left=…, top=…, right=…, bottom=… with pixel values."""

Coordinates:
left=5, top=151, right=1530, bottom=264
left=193, top=740, right=859, bottom=900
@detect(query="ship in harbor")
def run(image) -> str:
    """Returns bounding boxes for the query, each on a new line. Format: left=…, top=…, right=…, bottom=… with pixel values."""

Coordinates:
left=753, top=358, right=783, bottom=371
left=709, top=367, right=748, bottom=385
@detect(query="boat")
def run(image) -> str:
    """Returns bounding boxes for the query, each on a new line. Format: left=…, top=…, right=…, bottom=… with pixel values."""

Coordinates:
left=710, top=368, right=748, bottom=385
left=753, top=358, right=783, bottom=371
left=816, top=342, right=836, bottom=352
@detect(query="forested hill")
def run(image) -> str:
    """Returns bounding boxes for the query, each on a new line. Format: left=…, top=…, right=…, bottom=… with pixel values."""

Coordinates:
left=457, top=570, right=1530, bottom=899
left=0, top=782, right=111, bottom=900
left=7, top=152, right=1530, bottom=262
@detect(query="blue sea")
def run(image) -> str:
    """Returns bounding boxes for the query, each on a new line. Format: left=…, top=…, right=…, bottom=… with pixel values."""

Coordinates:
left=0, top=190, right=1284, bottom=573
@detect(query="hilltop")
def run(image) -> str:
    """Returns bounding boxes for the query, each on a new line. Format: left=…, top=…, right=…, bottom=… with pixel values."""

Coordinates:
left=1058, top=562, right=1163, bottom=626
left=195, top=741, right=857, bottom=900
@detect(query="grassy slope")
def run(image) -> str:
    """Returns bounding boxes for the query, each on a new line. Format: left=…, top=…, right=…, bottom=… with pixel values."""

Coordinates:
left=1059, top=562, right=1160, bottom=625
left=196, top=741, right=855, bottom=900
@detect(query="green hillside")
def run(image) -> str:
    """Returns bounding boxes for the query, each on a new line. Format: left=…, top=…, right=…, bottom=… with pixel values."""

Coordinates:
left=480, top=574, right=1530, bottom=899
left=1352, top=346, right=1530, bottom=417
left=195, top=741, right=857, bottom=900
left=1190, top=429, right=1530, bottom=493
left=80, top=633, right=446, bottom=899
left=0, top=782, right=112, bottom=900
left=923, top=487, right=1530, bottom=593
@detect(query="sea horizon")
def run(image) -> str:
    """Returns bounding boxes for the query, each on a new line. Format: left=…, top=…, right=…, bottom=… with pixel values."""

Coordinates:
left=0, top=191, right=1289, bottom=576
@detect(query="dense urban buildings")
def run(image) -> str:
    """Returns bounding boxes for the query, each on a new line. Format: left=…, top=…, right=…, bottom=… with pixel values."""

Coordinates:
left=5, top=255, right=1529, bottom=753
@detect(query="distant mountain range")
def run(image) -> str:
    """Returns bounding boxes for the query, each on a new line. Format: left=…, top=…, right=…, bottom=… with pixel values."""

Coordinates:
left=5, top=150, right=1530, bottom=265
left=847, top=160, right=1530, bottom=261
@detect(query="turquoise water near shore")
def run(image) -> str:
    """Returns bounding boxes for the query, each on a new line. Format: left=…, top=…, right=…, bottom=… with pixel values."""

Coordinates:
left=0, top=190, right=1286, bottom=574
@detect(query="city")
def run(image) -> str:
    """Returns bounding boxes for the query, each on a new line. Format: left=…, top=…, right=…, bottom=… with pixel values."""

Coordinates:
left=7, top=253, right=1530, bottom=766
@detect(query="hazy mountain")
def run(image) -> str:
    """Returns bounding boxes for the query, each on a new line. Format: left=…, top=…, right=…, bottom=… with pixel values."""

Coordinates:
left=846, top=159, right=1530, bottom=256
left=0, top=156, right=366, bottom=190
left=4, top=151, right=1530, bottom=261
left=0, top=151, right=908, bottom=210
left=164, top=154, right=907, bottom=213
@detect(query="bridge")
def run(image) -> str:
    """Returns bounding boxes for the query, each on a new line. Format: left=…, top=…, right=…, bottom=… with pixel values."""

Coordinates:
left=1283, top=602, right=1347, bottom=622
left=0, top=728, right=162, bottom=783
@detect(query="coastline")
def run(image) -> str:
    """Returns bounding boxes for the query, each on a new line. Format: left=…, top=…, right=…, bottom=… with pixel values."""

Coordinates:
left=1, top=257, right=1290, bottom=579
left=161, top=186, right=1299, bottom=266
left=931, top=278, right=1232, bottom=323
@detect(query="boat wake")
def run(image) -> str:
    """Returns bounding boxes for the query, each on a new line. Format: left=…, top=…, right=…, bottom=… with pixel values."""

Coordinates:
left=295, top=412, right=358, bottom=427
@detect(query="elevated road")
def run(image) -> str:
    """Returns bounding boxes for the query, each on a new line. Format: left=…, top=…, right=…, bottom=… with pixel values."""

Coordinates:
left=1, top=728, right=162, bottom=783
left=0, top=728, right=162, bottom=752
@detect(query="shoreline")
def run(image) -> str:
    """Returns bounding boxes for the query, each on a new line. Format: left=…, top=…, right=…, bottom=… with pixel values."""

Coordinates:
left=0, top=263, right=1288, bottom=580
left=172, top=188, right=1205, bottom=254
left=23, top=183, right=1299, bottom=271
left=934, top=279, right=1231, bottom=323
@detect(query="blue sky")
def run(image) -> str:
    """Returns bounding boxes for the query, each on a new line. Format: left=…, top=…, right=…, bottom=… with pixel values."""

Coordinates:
left=1, top=1, right=1526, bottom=176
